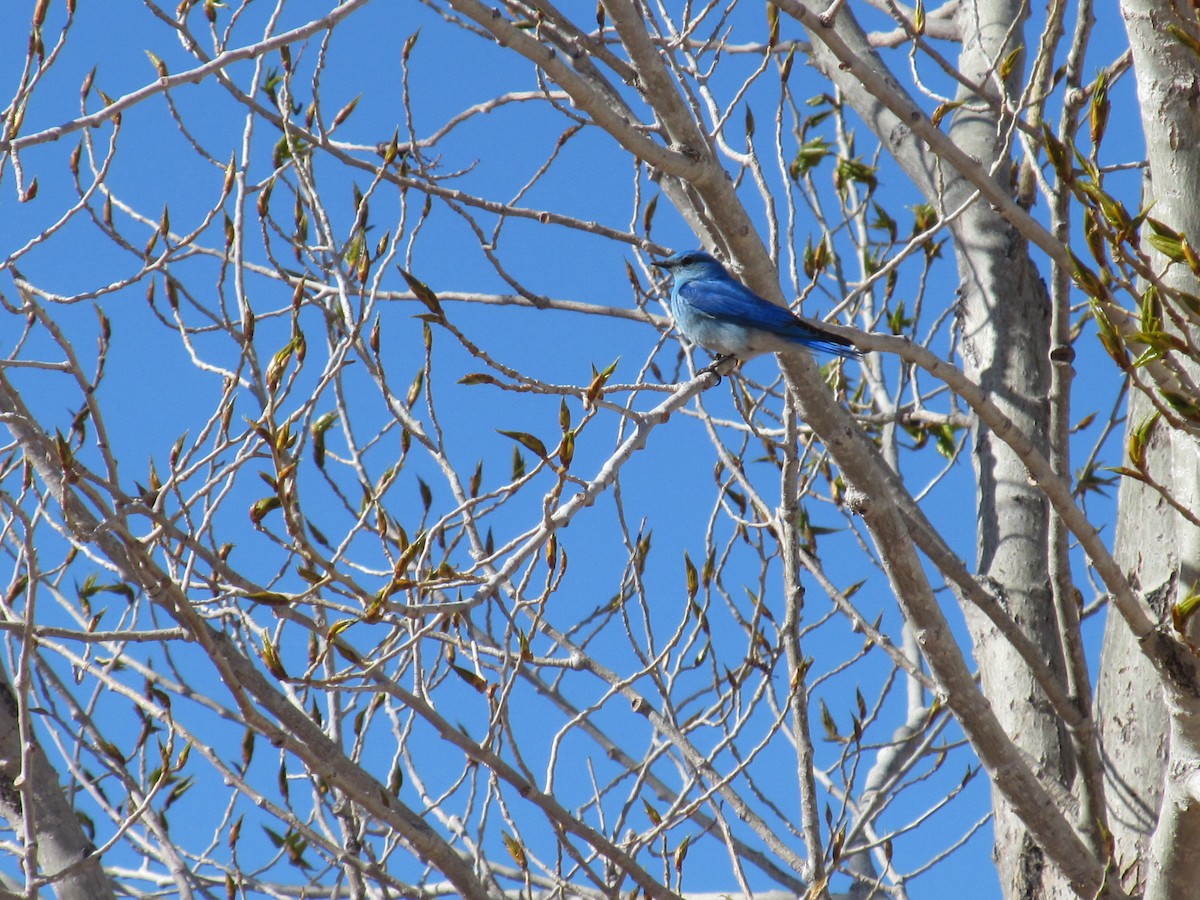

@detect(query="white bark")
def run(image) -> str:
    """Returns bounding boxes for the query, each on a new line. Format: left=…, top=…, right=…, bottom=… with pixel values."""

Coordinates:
left=1109, top=0, right=1200, bottom=895
left=0, top=672, right=115, bottom=900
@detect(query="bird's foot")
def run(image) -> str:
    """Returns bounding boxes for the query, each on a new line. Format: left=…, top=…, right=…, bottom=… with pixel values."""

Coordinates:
left=697, top=355, right=735, bottom=384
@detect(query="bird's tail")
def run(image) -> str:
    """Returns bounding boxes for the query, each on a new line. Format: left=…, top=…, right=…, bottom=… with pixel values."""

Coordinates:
left=799, top=327, right=861, bottom=359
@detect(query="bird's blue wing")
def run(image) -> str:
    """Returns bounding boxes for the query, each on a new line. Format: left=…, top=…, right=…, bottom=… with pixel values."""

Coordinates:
left=677, top=278, right=858, bottom=357
left=677, top=277, right=799, bottom=331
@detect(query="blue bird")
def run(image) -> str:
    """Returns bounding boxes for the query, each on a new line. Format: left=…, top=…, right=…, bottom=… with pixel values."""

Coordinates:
left=653, top=250, right=859, bottom=374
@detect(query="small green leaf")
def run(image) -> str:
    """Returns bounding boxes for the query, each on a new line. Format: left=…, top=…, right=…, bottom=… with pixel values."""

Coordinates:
left=502, top=832, right=527, bottom=869
left=459, top=373, right=499, bottom=386
left=1172, top=583, right=1200, bottom=633
left=673, top=834, right=691, bottom=872
left=1161, top=388, right=1200, bottom=424
left=820, top=698, right=841, bottom=741
left=780, top=44, right=795, bottom=82
left=1127, top=412, right=1159, bottom=471
left=249, top=496, right=282, bottom=526
left=398, top=267, right=443, bottom=318
left=789, top=137, right=830, bottom=180
left=642, top=194, right=658, bottom=235
left=643, top=798, right=662, bottom=826
left=406, top=368, right=425, bottom=407
left=998, top=45, right=1023, bottom=80
left=834, top=156, right=878, bottom=193
left=1167, top=23, right=1200, bottom=59
left=498, top=430, right=547, bottom=458
left=684, top=551, right=698, bottom=601
left=243, top=591, right=291, bottom=607
left=559, top=430, right=575, bottom=468
left=766, top=2, right=780, bottom=47
left=267, top=334, right=303, bottom=392
left=1089, top=70, right=1109, bottom=147
left=332, top=94, right=361, bottom=129
left=451, top=664, right=487, bottom=693
left=585, top=358, right=620, bottom=407
left=932, top=423, right=963, bottom=459
left=260, top=636, right=288, bottom=679
left=311, top=411, right=338, bottom=469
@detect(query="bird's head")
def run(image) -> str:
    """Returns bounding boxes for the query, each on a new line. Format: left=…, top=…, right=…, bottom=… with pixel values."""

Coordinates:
left=652, top=250, right=727, bottom=278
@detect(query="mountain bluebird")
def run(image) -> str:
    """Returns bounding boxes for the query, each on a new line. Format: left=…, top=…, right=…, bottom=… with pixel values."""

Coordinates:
left=653, top=250, right=859, bottom=374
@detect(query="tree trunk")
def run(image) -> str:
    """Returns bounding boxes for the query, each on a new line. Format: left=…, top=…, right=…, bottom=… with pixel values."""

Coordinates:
left=0, top=670, right=116, bottom=900
left=1107, top=0, right=1200, bottom=895
left=949, top=2, right=1073, bottom=896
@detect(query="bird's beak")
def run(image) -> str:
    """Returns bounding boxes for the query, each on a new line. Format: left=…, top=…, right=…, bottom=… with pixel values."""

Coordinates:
left=652, top=260, right=669, bottom=270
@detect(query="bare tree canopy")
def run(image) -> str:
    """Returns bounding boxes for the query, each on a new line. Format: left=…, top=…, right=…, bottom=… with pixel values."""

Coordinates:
left=1, top=2, right=1198, bottom=899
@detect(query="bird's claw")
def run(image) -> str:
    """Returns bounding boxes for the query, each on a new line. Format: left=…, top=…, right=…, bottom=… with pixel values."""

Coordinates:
left=697, top=355, right=733, bottom=384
